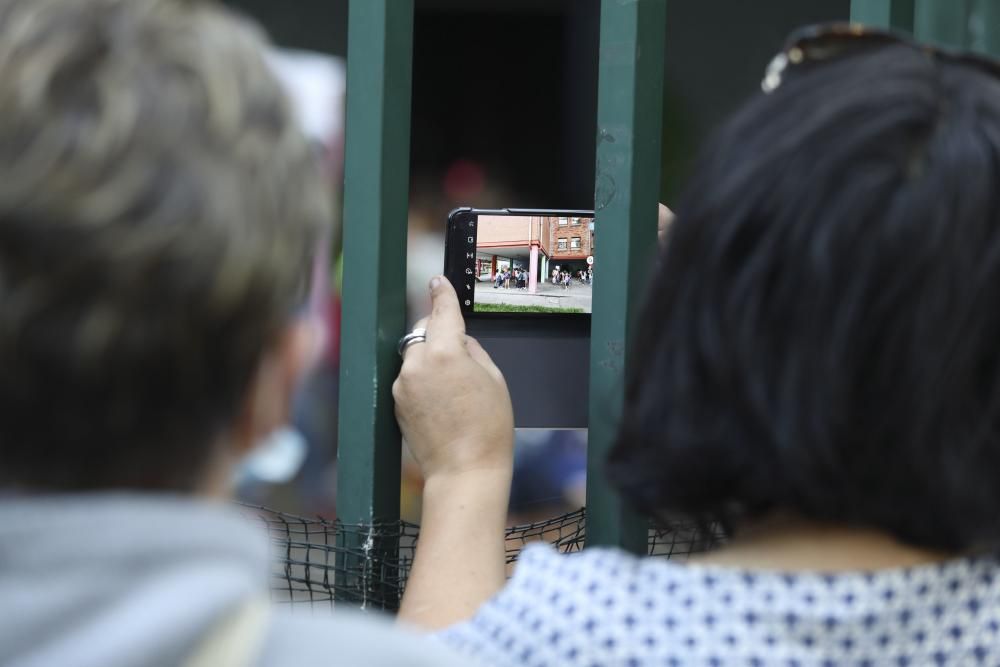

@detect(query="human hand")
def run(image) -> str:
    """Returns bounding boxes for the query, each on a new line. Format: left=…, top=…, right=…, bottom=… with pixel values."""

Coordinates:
left=393, top=276, right=514, bottom=483
left=395, top=280, right=513, bottom=628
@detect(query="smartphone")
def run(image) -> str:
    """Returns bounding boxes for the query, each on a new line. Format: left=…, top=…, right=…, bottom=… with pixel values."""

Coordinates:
left=444, top=207, right=595, bottom=318
left=443, top=207, right=594, bottom=428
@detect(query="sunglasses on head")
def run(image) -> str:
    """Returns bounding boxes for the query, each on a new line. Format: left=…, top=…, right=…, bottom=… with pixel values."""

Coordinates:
left=762, top=22, right=1000, bottom=93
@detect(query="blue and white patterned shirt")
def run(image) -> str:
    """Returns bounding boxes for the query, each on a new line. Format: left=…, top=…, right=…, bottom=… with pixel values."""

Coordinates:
left=438, top=544, right=1000, bottom=666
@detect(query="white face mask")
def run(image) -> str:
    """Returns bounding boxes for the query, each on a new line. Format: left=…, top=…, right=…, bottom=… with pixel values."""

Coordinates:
left=236, top=426, right=309, bottom=484
left=233, top=314, right=327, bottom=488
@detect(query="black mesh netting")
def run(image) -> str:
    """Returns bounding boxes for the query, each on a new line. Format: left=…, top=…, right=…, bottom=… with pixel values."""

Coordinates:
left=240, top=504, right=725, bottom=611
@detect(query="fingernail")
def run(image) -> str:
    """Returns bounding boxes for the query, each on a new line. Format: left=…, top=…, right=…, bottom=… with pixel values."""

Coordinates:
left=430, top=276, right=441, bottom=290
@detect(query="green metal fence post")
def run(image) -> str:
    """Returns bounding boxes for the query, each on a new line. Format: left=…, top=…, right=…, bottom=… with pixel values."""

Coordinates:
left=853, top=2, right=1000, bottom=59
left=585, top=0, right=667, bottom=553
left=914, top=0, right=971, bottom=48
left=336, top=0, right=414, bottom=609
left=971, top=0, right=1000, bottom=56
left=850, top=0, right=916, bottom=31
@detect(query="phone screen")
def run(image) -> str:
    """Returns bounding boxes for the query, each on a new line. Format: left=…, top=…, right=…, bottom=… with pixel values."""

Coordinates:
left=446, top=209, right=595, bottom=317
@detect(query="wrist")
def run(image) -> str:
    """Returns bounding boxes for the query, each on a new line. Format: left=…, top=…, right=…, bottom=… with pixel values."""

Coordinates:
left=422, top=464, right=512, bottom=497
left=421, top=465, right=512, bottom=526
left=417, top=432, right=514, bottom=487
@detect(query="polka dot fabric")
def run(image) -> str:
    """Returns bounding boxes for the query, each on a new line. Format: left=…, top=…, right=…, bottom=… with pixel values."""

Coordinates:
left=437, top=544, right=1000, bottom=666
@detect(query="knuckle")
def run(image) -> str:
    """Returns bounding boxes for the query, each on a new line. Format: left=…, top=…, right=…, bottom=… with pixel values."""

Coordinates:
left=392, top=381, right=410, bottom=406
left=395, top=368, right=416, bottom=391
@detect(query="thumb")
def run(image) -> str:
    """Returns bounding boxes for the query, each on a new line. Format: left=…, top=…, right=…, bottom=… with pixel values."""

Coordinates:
left=426, top=275, right=466, bottom=350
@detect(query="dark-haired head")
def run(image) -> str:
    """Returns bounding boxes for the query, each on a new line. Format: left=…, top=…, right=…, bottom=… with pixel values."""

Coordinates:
left=609, top=38, right=1000, bottom=552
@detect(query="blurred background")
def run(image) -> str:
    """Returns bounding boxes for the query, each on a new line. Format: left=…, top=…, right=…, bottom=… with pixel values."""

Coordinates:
left=228, top=0, right=850, bottom=521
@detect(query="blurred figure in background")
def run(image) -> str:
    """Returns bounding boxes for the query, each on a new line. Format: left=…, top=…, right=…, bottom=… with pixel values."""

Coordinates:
left=237, top=49, right=346, bottom=518
left=507, top=430, right=586, bottom=525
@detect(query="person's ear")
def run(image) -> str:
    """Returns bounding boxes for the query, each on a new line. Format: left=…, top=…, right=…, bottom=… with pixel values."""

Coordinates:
left=230, top=317, right=325, bottom=458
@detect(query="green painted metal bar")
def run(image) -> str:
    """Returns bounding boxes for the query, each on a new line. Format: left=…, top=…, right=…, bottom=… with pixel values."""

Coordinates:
left=585, top=0, right=666, bottom=553
left=914, top=0, right=972, bottom=49
left=852, top=0, right=998, bottom=54
left=850, top=0, right=916, bottom=31
left=336, top=0, right=413, bottom=608
left=970, top=0, right=1000, bottom=56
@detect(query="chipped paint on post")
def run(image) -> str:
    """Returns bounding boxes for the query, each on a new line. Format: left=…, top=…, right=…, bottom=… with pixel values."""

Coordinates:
left=336, top=0, right=414, bottom=609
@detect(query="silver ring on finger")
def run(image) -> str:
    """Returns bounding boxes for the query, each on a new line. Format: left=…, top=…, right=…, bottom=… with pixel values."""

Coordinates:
left=397, top=328, right=428, bottom=358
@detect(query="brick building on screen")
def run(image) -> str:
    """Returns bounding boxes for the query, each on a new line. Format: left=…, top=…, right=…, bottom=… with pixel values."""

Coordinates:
left=475, top=215, right=593, bottom=293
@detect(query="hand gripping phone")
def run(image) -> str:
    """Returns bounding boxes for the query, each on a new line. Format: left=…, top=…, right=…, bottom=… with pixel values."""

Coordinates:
left=443, top=208, right=595, bottom=428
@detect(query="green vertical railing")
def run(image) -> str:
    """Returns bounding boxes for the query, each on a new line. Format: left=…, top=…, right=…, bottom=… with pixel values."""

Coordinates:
left=976, top=1, right=1000, bottom=56
left=914, top=0, right=970, bottom=48
left=850, top=0, right=916, bottom=31
left=336, top=0, right=413, bottom=608
left=585, top=0, right=667, bottom=553
left=852, top=0, right=1000, bottom=55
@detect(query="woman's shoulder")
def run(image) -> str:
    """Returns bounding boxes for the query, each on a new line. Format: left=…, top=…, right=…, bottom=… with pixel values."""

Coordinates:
left=438, top=547, right=1000, bottom=667
left=436, top=544, right=699, bottom=665
left=513, top=542, right=724, bottom=590
left=510, top=542, right=686, bottom=590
